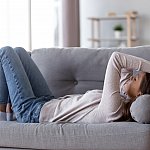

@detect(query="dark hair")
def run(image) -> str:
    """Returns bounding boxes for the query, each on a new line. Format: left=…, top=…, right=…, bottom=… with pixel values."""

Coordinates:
left=140, top=72, right=150, bottom=94
left=123, top=72, right=150, bottom=121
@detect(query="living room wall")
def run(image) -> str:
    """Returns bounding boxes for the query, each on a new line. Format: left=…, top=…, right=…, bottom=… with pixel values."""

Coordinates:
left=80, top=0, right=150, bottom=47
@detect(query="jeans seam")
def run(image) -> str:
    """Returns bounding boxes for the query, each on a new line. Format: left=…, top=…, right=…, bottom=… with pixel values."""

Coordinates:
left=3, top=55, right=23, bottom=107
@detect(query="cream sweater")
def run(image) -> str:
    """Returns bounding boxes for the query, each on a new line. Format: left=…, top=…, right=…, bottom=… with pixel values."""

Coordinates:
left=39, top=52, right=150, bottom=123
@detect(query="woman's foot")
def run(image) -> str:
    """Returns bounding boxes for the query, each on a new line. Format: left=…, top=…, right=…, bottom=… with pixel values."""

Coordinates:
left=6, top=103, right=13, bottom=121
left=0, top=112, right=6, bottom=121
left=0, top=104, right=7, bottom=121
left=7, top=113, right=13, bottom=121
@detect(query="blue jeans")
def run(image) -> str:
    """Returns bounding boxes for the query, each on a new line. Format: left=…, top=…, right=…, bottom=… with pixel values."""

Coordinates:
left=0, top=46, right=54, bottom=123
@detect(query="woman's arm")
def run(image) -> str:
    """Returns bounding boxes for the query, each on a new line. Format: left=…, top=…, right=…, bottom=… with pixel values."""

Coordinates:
left=120, top=68, right=133, bottom=84
left=120, top=68, right=133, bottom=100
left=98, top=52, right=150, bottom=122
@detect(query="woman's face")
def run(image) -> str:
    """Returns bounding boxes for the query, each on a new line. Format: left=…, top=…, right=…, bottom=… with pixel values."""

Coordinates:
left=124, top=72, right=146, bottom=100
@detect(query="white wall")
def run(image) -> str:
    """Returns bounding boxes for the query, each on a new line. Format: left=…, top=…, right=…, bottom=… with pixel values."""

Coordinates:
left=80, top=0, right=150, bottom=47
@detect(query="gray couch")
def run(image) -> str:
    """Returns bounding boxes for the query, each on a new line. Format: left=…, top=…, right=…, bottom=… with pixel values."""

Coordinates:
left=0, top=46, right=150, bottom=150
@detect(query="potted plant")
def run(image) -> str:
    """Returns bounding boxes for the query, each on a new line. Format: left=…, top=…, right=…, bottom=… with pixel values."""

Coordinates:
left=113, top=24, right=124, bottom=39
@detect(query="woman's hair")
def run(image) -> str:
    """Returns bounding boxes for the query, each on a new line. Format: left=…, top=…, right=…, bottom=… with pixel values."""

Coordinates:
left=123, top=72, right=150, bottom=121
left=140, top=72, right=150, bottom=94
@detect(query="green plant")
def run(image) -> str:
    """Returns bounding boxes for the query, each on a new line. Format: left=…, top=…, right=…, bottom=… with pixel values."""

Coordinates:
left=113, top=24, right=124, bottom=31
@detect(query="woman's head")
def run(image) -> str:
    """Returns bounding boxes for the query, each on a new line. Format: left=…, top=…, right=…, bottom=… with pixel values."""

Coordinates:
left=139, top=72, right=150, bottom=95
left=124, top=71, right=150, bottom=100
left=123, top=72, right=150, bottom=120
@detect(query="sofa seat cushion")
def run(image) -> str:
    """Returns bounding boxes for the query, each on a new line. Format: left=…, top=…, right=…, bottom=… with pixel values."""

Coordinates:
left=0, top=121, right=150, bottom=150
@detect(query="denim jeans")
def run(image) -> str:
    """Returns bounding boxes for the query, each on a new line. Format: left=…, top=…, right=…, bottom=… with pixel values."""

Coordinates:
left=0, top=46, right=54, bottom=123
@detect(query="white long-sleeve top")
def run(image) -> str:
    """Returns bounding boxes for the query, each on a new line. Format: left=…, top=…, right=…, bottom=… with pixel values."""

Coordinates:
left=39, top=52, right=150, bottom=123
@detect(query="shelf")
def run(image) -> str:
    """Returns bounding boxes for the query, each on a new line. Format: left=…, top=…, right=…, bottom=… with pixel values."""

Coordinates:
left=88, top=15, right=138, bottom=21
left=88, top=37, right=138, bottom=42
left=88, top=14, right=139, bottom=47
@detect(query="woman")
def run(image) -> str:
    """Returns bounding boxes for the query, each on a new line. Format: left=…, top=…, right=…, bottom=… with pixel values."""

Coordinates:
left=0, top=46, right=150, bottom=123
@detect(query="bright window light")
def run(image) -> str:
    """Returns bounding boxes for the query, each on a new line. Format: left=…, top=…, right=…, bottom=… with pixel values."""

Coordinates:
left=32, top=0, right=56, bottom=49
left=0, top=0, right=29, bottom=50
left=0, top=0, right=62, bottom=51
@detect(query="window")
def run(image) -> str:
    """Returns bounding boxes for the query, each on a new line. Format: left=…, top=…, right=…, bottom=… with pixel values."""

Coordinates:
left=0, top=0, right=62, bottom=51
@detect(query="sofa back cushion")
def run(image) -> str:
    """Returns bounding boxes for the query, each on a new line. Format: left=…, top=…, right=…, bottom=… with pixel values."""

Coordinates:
left=31, top=46, right=150, bottom=98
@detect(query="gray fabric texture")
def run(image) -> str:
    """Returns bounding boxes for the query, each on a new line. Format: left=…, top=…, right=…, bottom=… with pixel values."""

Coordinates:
left=0, top=121, right=150, bottom=150
left=31, top=46, right=150, bottom=98
left=31, top=47, right=107, bottom=98
left=130, top=94, right=150, bottom=124
left=1, top=46, right=150, bottom=150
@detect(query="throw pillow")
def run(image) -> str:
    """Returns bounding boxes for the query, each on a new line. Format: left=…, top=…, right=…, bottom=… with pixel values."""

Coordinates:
left=130, top=94, right=150, bottom=124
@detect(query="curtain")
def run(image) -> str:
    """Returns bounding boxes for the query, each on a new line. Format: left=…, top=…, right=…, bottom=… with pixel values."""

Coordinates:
left=62, top=0, right=80, bottom=47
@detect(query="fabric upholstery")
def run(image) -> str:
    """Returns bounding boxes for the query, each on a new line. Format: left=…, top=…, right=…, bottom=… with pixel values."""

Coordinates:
left=31, top=48, right=107, bottom=98
left=31, top=46, right=150, bottom=98
left=0, top=121, right=150, bottom=150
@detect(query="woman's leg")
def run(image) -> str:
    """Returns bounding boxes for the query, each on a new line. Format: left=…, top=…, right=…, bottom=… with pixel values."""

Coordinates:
left=14, top=47, right=54, bottom=99
left=0, top=46, right=49, bottom=123
left=0, top=55, right=9, bottom=120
